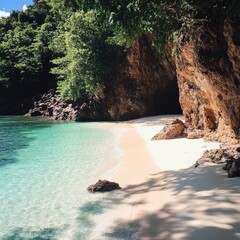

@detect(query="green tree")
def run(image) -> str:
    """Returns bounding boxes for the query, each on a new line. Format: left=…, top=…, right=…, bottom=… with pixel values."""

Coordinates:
left=0, top=0, right=57, bottom=96
left=75, top=0, right=240, bottom=52
left=51, top=10, right=116, bottom=99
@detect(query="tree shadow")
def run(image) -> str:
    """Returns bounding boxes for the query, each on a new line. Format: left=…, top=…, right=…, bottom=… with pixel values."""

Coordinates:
left=0, top=116, right=53, bottom=168
left=80, top=164, right=240, bottom=239
left=2, top=227, right=62, bottom=240
left=74, top=197, right=124, bottom=239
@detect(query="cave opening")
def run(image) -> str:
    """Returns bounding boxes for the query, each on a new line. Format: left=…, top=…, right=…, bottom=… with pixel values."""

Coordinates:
left=151, top=79, right=182, bottom=116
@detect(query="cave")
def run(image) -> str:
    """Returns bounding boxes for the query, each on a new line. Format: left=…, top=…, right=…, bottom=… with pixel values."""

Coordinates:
left=151, top=78, right=182, bottom=116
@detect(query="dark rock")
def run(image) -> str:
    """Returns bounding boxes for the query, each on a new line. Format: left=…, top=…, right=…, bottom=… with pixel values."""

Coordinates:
left=223, top=158, right=234, bottom=171
left=87, top=180, right=121, bottom=193
left=227, top=159, right=240, bottom=178
left=27, top=109, right=42, bottom=117
left=197, top=145, right=240, bottom=165
left=197, top=144, right=240, bottom=177
left=25, top=90, right=77, bottom=121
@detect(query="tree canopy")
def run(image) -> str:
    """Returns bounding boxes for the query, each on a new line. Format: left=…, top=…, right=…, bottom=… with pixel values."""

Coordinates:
left=0, top=0, right=116, bottom=100
left=0, top=0, right=239, bottom=102
left=75, top=0, right=240, bottom=51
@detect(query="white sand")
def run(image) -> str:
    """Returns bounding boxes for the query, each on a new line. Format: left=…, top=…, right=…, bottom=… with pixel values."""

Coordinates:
left=133, top=115, right=220, bottom=170
left=91, top=115, right=240, bottom=240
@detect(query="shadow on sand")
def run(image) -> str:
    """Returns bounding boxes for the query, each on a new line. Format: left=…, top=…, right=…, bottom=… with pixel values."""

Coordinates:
left=76, top=164, right=240, bottom=239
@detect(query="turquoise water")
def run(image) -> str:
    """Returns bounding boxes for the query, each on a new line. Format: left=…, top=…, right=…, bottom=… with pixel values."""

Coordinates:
left=0, top=116, right=121, bottom=240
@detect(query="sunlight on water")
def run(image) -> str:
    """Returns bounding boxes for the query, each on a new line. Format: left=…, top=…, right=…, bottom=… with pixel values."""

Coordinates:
left=0, top=116, right=121, bottom=239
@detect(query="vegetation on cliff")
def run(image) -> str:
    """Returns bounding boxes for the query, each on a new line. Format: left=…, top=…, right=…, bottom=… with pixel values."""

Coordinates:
left=0, top=0, right=239, bottom=129
left=1, top=0, right=239, bottom=100
left=71, top=0, right=239, bottom=141
left=76, top=0, right=240, bottom=51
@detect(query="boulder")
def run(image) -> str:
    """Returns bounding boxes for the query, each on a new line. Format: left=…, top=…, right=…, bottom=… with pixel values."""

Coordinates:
left=87, top=180, right=121, bottom=193
left=25, top=90, right=77, bottom=121
left=196, top=144, right=240, bottom=177
left=197, top=144, right=240, bottom=165
left=225, top=158, right=240, bottom=178
left=152, top=118, right=186, bottom=140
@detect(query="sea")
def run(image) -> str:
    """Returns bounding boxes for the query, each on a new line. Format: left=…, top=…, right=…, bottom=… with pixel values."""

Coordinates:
left=0, top=116, right=136, bottom=240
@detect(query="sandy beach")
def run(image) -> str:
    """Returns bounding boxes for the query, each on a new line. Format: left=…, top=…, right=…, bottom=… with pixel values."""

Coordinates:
left=92, top=115, right=240, bottom=240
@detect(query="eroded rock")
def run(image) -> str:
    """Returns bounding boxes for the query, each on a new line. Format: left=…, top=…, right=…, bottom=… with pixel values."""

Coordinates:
left=152, top=118, right=186, bottom=140
left=197, top=144, right=240, bottom=165
left=25, top=90, right=77, bottom=121
left=196, top=144, right=240, bottom=177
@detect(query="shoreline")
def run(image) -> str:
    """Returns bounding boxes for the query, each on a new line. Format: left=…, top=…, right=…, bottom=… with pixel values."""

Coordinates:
left=93, top=115, right=240, bottom=240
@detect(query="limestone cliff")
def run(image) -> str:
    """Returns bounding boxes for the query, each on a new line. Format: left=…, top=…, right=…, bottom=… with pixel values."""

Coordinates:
left=177, top=20, right=240, bottom=143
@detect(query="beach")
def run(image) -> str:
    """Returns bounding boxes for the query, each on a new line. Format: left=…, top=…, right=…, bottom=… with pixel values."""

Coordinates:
left=97, top=115, right=240, bottom=240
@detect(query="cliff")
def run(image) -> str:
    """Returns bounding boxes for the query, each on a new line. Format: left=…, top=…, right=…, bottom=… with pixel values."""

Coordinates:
left=101, top=35, right=181, bottom=120
left=177, top=20, right=240, bottom=143
left=26, top=35, right=181, bottom=121
left=15, top=21, right=240, bottom=144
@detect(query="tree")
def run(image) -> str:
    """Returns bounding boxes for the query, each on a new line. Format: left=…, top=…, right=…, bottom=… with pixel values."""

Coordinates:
left=0, top=0, right=57, bottom=96
left=51, top=10, right=115, bottom=99
left=75, top=0, right=240, bottom=52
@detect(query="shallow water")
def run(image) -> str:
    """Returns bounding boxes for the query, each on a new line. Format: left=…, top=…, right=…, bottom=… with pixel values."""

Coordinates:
left=0, top=116, right=124, bottom=239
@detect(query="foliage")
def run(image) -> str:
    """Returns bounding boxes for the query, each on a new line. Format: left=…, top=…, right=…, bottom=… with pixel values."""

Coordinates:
left=75, top=0, right=240, bottom=52
left=0, top=0, right=56, bottom=95
left=0, top=0, right=116, bottom=100
left=1, top=0, right=239, bottom=102
left=51, top=10, right=116, bottom=99
left=52, top=12, right=105, bottom=99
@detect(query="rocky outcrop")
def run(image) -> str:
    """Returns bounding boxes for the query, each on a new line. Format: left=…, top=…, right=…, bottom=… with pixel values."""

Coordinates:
left=25, top=90, right=77, bottom=120
left=177, top=20, right=240, bottom=143
left=25, top=90, right=110, bottom=121
left=87, top=180, right=121, bottom=193
left=152, top=118, right=186, bottom=140
left=197, top=145, right=240, bottom=165
left=196, top=144, right=240, bottom=177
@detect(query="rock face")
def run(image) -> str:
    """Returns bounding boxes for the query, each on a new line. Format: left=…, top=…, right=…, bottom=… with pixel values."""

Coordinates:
left=152, top=118, right=186, bottom=140
left=177, top=20, right=240, bottom=143
left=100, top=35, right=181, bottom=120
left=87, top=180, right=121, bottom=193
